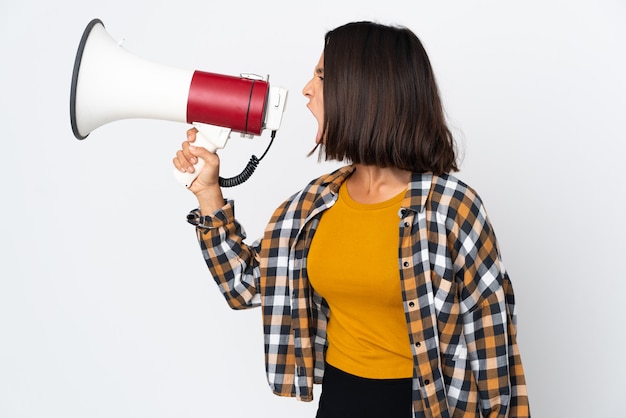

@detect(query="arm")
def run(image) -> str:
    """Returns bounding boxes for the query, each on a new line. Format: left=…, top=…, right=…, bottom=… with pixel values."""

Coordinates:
left=175, top=128, right=261, bottom=309
left=189, top=202, right=262, bottom=309
left=449, top=193, right=530, bottom=417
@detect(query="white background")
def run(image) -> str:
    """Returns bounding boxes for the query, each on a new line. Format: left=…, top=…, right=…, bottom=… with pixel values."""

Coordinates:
left=1, top=1, right=625, bottom=417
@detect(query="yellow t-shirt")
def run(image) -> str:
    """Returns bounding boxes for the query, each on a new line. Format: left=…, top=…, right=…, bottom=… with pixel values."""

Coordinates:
left=307, top=182, right=414, bottom=379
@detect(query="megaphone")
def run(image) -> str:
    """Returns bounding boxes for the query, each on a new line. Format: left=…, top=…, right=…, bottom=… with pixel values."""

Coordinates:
left=70, top=18, right=288, bottom=187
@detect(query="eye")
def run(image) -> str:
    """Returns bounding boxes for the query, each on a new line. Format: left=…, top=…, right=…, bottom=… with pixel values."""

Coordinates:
left=315, top=67, right=324, bottom=82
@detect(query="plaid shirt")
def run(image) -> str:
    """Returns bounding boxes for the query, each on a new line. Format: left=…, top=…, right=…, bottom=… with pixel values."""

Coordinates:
left=189, top=165, right=530, bottom=417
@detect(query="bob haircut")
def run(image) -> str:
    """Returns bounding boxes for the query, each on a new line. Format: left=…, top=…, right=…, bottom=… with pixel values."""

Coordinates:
left=320, top=21, right=458, bottom=174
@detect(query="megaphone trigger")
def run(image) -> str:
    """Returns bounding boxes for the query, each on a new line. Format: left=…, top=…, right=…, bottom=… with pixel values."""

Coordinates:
left=191, top=123, right=231, bottom=154
left=171, top=123, right=231, bottom=188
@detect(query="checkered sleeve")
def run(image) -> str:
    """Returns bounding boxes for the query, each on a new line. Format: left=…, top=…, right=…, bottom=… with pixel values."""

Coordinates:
left=190, top=200, right=261, bottom=310
left=502, top=272, right=531, bottom=416
left=446, top=185, right=530, bottom=417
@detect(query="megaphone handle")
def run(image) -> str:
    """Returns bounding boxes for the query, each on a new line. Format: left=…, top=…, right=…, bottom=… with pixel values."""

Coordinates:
left=172, top=123, right=231, bottom=188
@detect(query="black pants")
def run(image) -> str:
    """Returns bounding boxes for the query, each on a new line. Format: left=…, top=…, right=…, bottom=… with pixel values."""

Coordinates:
left=316, top=363, right=413, bottom=418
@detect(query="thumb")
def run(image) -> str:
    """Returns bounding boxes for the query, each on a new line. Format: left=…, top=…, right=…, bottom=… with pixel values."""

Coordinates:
left=189, top=144, right=218, bottom=162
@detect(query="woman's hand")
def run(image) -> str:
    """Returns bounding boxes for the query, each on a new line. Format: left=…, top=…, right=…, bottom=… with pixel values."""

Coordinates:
left=173, top=127, right=225, bottom=213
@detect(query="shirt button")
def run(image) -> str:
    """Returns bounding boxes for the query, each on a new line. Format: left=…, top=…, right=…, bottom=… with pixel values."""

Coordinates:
left=424, top=379, right=430, bottom=385
left=403, top=261, right=410, bottom=267
left=408, top=301, right=415, bottom=308
left=404, top=221, right=410, bottom=227
left=415, top=341, right=421, bottom=348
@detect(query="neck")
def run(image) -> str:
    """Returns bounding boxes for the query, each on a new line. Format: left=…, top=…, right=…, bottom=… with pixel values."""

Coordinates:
left=346, top=164, right=411, bottom=204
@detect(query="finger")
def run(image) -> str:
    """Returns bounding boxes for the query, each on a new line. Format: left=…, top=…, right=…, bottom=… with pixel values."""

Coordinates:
left=173, top=156, right=188, bottom=173
left=189, top=144, right=218, bottom=165
left=172, top=153, right=186, bottom=173
left=175, top=149, right=196, bottom=173
left=186, top=127, right=198, bottom=143
left=173, top=150, right=188, bottom=173
left=181, top=140, right=198, bottom=164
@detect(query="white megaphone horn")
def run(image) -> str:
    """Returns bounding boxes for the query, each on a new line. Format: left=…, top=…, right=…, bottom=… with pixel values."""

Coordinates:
left=70, top=18, right=288, bottom=188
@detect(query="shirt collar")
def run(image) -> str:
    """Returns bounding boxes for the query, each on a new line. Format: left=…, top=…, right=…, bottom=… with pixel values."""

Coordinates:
left=324, top=165, right=356, bottom=194
left=402, top=172, right=434, bottom=215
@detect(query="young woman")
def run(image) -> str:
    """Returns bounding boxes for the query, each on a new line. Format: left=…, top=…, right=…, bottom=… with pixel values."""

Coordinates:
left=174, top=21, right=530, bottom=418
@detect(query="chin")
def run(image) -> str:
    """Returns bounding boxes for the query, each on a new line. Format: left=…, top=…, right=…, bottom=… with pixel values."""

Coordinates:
left=315, top=130, right=324, bottom=144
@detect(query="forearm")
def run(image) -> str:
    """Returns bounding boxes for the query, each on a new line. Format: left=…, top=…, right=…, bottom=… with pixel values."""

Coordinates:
left=459, top=265, right=529, bottom=416
left=463, top=292, right=511, bottom=417
left=192, top=201, right=262, bottom=310
left=195, top=185, right=225, bottom=217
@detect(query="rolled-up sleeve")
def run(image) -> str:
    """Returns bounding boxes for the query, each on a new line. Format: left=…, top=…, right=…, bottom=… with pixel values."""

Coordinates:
left=189, top=200, right=262, bottom=309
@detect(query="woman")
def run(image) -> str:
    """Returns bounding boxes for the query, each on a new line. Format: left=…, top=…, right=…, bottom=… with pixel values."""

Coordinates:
left=174, top=21, right=530, bottom=418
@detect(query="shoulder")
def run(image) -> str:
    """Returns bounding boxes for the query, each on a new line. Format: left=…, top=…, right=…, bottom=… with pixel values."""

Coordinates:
left=427, top=173, right=490, bottom=228
left=429, top=173, right=483, bottom=210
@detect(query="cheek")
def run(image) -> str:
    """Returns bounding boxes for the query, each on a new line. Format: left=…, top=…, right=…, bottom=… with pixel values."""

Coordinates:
left=316, top=97, right=324, bottom=119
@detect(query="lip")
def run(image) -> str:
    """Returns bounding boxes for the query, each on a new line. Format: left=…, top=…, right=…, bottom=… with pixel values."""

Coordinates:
left=304, top=101, right=321, bottom=143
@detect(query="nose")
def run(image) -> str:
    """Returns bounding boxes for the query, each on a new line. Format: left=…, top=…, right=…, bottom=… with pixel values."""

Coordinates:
left=302, top=78, right=313, bottom=98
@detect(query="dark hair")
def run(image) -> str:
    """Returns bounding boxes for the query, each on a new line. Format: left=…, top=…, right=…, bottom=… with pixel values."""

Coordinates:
left=319, top=21, right=458, bottom=174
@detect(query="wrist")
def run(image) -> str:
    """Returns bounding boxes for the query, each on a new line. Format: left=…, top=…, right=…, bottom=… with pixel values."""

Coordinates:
left=194, top=186, right=225, bottom=215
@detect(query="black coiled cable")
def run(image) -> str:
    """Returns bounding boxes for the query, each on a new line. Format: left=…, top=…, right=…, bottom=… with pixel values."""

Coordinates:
left=218, top=130, right=277, bottom=188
